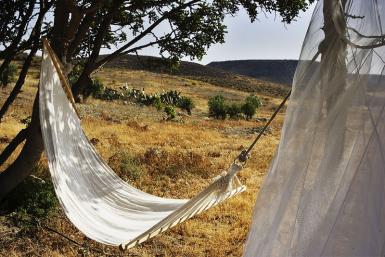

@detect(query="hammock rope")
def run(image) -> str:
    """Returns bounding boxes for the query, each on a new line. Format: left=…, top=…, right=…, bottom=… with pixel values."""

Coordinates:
left=236, top=90, right=291, bottom=163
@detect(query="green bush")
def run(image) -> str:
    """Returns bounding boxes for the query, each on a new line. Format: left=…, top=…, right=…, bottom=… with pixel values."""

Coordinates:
left=68, top=64, right=82, bottom=87
left=5, top=176, right=58, bottom=226
left=177, top=96, right=195, bottom=115
left=164, top=105, right=177, bottom=120
left=245, top=95, right=262, bottom=109
left=0, top=63, right=17, bottom=87
left=119, top=153, right=142, bottom=181
left=226, top=103, right=242, bottom=119
left=242, top=95, right=262, bottom=120
left=208, top=95, right=227, bottom=119
left=108, top=152, right=143, bottom=181
left=241, top=102, right=256, bottom=120
left=102, top=87, right=121, bottom=100
left=90, top=77, right=105, bottom=98
left=153, top=96, right=164, bottom=111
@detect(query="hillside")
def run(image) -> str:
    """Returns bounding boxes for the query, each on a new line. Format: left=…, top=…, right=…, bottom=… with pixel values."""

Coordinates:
left=102, top=54, right=289, bottom=97
left=208, top=60, right=298, bottom=85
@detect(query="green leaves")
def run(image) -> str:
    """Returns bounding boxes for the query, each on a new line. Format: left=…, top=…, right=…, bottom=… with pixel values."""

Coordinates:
left=208, top=94, right=262, bottom=120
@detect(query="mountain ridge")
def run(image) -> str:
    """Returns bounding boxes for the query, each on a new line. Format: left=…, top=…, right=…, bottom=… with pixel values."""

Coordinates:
left=207, top=59, right=298, bottom=85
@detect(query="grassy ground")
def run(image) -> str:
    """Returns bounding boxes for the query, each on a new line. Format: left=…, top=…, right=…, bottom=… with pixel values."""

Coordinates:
left=0, top=61, right=287, bottom=257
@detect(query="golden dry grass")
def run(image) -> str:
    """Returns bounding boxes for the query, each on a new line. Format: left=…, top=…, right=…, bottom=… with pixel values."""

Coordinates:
left=0, top=63, right=286, bottom=257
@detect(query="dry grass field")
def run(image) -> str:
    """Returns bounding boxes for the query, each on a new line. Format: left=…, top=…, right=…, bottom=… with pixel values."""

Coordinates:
left=0, top=59, right=288, bottom=257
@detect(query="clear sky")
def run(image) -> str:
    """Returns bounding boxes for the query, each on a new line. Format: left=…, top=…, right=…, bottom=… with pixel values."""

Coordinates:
left=121, top=4, right=316, bottom=65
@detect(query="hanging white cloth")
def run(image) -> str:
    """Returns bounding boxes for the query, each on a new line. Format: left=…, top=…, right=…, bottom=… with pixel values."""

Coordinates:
left=38, top=40, right=245, bottom=249
left=244, top=0, right=385, bottom=256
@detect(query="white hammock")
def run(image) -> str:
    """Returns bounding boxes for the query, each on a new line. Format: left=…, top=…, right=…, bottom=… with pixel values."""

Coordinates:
left=38, top=40, right=245, bottom=250
left=244, top=0, right=385, bottom=256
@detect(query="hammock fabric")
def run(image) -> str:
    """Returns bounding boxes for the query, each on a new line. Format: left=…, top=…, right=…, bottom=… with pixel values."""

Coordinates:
left=244, top=0, right=385, bottom=256
left=38, top=40, right=245, bottom=249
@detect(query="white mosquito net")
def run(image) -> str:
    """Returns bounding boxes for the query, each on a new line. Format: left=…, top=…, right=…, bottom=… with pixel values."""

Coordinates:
left=244, top=0, right=385, bottom=256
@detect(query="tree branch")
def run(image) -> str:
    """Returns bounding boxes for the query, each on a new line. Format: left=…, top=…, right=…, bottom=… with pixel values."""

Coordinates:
left=94, top=0, right=201, bottom=70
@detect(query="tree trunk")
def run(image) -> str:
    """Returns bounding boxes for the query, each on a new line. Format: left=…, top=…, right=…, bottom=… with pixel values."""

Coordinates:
left=0, top=128, right=28, bottom=167
left=320, top=0, right=348, bottom=113
left=71, top=0, right=123, bottom=99
left=319, top=0, right=348, bottom=163
left=0, top=45, right=39, bottom=121
left=0, top=93, right=44, bottom=200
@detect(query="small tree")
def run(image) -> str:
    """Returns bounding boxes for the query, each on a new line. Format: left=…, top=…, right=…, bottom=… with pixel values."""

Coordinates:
left=177, top=96, right=195, bottom=115
left=208, top=95, right=227, bottom=119
left=245, top=95, right=262, bottom=109
left=242, top=95, right=262, bottom=120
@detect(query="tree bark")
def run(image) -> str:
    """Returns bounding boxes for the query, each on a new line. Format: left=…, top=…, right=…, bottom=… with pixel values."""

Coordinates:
left=320, top=0, right=348, bottom=113
left=0, top=128, right=28, bottom=167
left=71, top=0, right=123, bottom=99
left=0, top=94, right=44, bottom=200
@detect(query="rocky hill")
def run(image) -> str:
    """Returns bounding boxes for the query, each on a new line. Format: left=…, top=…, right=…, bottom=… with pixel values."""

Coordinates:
left=207, top=60, right=298, bottom=85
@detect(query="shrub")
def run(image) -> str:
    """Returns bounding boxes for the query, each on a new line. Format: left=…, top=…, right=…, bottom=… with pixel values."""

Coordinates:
left=90, top=77, right=105, bottom=98
left=4, top=176, right=58, bottom=226
left=208, top=95, right=227, bottom=119
left=241, top=102, right=257, bottom=120
left=102, top=87, right=121, bottom=100
left=177, top=96, right=195, bottom=115
left=164, top=105, right=177, bottom=120
left=0, top=63, right=17, bottom=87
left=108, top=152, right=143, bottom=181
left=226, top=103, right=242, bottom=119
left=242, top=95, right=262, bottom=120
left=245, top=95, right=262, bottom=109
left=119, top=153, right=142, bottom=181
left=153, top=96, right=164, bottom=111
left=68, top=64, right=83, bottom=87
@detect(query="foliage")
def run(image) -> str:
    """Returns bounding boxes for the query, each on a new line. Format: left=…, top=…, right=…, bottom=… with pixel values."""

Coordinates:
left=208, top=95, right=227, bottom=119
left=241, top=102, right=257, bottom=120
left=177, top=96, right=195, bottom=115
left=208, top=94, right=262, bottom=120
left=0, top=63, right=17, bottom=87
left=164, top=105, right=177, bottom=120
left=242, top=95, right=262, bottom=120
left=4, top=176, right=58, bottom=226
left=226, top=103, right=243, bottom=119
left=245, top=95, right=262, bottom=109
left=89, top=77, right=105, bottom=99
left=68, top=64, right=83, bottom=87
left=153, top=96, right=164, bottom=111
left=92, top=83, right=192, bottom=118
left=103, top=88, right=121, bottom=101
left=108, top=151, right=143, bottom=181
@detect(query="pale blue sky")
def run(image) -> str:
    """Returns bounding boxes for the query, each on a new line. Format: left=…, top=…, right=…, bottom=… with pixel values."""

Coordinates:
left=115, top=4, right=316, bottom=65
